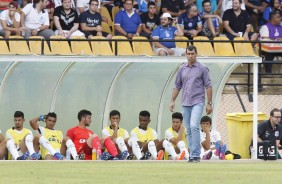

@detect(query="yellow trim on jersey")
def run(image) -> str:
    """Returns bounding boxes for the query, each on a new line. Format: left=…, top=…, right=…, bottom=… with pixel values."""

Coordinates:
left=105, top=126, right=127, bottom=139
left=164, top=127, right=187, bottom=160
left=132, top=127, right=155, bottom=142
left=40, top=128, right=63, bottom=159
left=6, top=128, right=31, bottom=160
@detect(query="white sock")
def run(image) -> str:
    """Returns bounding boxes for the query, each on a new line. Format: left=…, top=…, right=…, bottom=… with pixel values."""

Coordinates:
left=25, top=134, right=35, bottom=155
left=148, top=141, right=157, bottom=159
left=66, top=139, right=78, bottom=159
left=39, top=136, right=56, bottom=156
left=177, top=141, right=189, bottom=159
left=115, top=137, right=128, bottom=152
left=163, top=140, right=177, bottom=160
left=6, top=139, right=19, bottom=160
left=128, top=138, right=142, bottom=160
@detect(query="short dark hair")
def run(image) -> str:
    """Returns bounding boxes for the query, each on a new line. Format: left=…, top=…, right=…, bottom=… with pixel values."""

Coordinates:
left=124, top=0, right=133, bottom=4
left=186, top=3, right=196, bottom=13
left=78, top=109, right=92, bottom=121
left=14, top=111, right=24, bottom=118
left=139, top=110, right=150, bottom=118
left=46, top=112, right=57, bottom=120
left=110, top=110, right=120, bottom=118
left=186, top=45, right=197, bottom=53
left=202, top=0, right=211, bottom=7
left=201, top=115, right=212, bottom=124
left=270, top=108, right=281, bottom=116
left=89, top=0, right=98, bottom=4
left=233, top=0, right=242, bottom=4
left=148, top=1, right=156, bottom=8
left=172, top=112, right=183, bottom=121
left=269, top=11, right=281, bottom=21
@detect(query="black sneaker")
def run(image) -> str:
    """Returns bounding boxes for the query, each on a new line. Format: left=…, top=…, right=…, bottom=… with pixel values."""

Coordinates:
left=188, top=158, right=194, bottom=162
left=127, top=153, right=134, bottom=160
left=140, top=151, right=151, bottom=160
left=193, top=157, right=201, bottom=163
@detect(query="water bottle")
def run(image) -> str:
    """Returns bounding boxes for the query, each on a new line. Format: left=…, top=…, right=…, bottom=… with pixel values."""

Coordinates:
left=251, top=147, right=256, bottom=159
left=92, top=148, right=97, bottom=160
left=97, top=146, right=101, bottom=160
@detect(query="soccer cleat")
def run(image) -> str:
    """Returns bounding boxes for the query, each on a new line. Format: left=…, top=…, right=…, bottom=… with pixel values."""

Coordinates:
left=17, top=151, right=30, bottom=160
left=156, top=150, right=164, bottom=160
left=220, top=144, right=227, bottom=160
left=202, top=151, right=212, bottom=160
left=116, top=150, right=128, bottom=160
left=215, top=141, right=221, bottom=156
left=140, top=151, right=151, bottom=160
left=30, top=153, right=41, bottom=160
left=53, top=152, right=64, bottom=160
left=188, top=158, right=194, bottom=162
left=127, top=153, right=134, bottom=160
left=176, top=151, right=186, bottom=160
left=100, top=152, right=115, bottom=160
left=193, top=157, right=201, bottom=163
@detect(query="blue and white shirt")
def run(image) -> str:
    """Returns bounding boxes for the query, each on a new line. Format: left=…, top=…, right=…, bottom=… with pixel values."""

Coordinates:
left=152, top=25, right=177, bottom=48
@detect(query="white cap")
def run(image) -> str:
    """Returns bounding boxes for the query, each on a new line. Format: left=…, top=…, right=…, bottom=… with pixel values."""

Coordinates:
left=161, top=13, right=173, bottom=19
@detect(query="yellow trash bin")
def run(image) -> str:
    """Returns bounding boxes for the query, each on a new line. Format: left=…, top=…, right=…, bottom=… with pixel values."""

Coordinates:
left=226, top=112, right=268, bottom=159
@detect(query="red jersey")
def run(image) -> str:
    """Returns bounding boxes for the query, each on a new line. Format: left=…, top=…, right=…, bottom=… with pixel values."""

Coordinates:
left=67, top=126, right=93, bottom=153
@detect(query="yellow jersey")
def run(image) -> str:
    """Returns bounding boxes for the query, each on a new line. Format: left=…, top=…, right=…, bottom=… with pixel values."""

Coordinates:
left=131, top=127, right=157, bottom=143
left=6, top=128, right=32, bottom=160
left=103, top=126, right=129, bottom=139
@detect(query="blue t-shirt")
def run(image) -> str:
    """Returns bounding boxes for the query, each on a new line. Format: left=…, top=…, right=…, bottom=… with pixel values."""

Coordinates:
left=137, top=0, right=148, bottom=13
left=196, top=0, right=217, bottom=14
left=79, top=10, right=102, bottom=27
left=114, top=10, right=142, bottom=34
left=152, top=25, right=177, bottom=48
left=178, top=13, right=202, bottom=31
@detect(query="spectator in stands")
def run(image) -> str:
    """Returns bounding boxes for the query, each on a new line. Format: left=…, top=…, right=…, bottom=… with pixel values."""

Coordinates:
left=244, top=0, right=268, bottom=31
left=219, top=0, right=246, bottom=17
left=54, top=0, right=84, bottom=38
left=263, top=0, right=282, bottom=23
left=114, top=0, right=141, bottom=38
left=223, top=0, right=258, bottom=41
left=53, top=0, right=75, bottom=8
left=196, top=0, right=217, bottom=15
left=161, top=0, right=185, bottom=17
left=152, top=13, right=185, bottom=56
left=0, top=1, right=22, bottom=38
left=199, top=0, right=222, bottom=38
left=77, top=0, right=108, bottom=23
left=140, top=2, right=160, bottom=39
left=46, top=0, right=55, bottom=21
left=178, top=3, right=204, bottom=39
left=20, top=0, right=55, bottom=39
left=80, top=0, right=112, bottom=39
left=0, top=0, right=11, bottom=12
left=259, top=11, right=282, bottom=73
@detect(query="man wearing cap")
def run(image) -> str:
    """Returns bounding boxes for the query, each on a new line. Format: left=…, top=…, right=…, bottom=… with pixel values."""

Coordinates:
left=0, top=1, right=22, bottom=38
left=152, top=12, right=185, bottom=56
left=20, top=0, right=55, bottom=39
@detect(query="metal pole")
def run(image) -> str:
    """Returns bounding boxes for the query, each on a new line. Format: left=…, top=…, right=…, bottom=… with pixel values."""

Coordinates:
left=252, top=62, right=258, bottom=160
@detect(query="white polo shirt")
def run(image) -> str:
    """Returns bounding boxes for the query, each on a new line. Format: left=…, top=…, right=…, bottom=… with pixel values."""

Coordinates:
left=21, top=3, right=49, bottom=30
left=0, top=10, right=20, bottom=30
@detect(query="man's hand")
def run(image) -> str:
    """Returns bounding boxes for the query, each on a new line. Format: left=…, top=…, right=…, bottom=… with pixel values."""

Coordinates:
left=95, top=25, right=102, bottom=32
left=58, top=30, right=65, bottom=37
left=31, top=29, right=38, bottom=36
left=127, top=33, right=134, bottom=39
left=169, top=101, right=175, bottom=112
left=202, top=126, right=210, bottom=133
left=206, top=104, right=212, bottom=114
left=166, top=48, right=174, bottom=55
left=97, top=31, right=102, bottom=36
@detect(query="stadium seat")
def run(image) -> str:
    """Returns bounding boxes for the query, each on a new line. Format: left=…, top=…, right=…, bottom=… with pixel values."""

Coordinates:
left=9, top=36, right=31, bottom=55
left=112, top=6, right=120, bottom=22
left=0, top=36, right=11, bottom=54
left=70, top=36, right=92, bottom=55
left=132, top=36, right=154, bottom=56
left=90, top=36, right=114, bottom=55
left=29, top=36, right=52, bottom=55
left=100, top=6, right=113, bottom=27
left=101, top=22, right=112, bottom=35
left=234, top=37, right=257, bottom=56
left=193, top=36, right=216, bottom=56
left=175, top=36, right=189, bottom=49
left=112, top=36, right=134, bottom=55
left=50, top=35, right=73, bottom=55
left=213, top=36, right=236, bottom=56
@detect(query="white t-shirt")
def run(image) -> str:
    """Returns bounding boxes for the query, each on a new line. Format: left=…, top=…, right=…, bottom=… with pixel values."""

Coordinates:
left=76, top=0, right=89, bottom=15
left=165, top=129, right=178, bottom=141
left=200, top=129, right=221, bottom=150
left=130, top=127, right=158, bottom=142
left=259, top=25, right=269, bottom=38
left=102, top=127, right=130, bottom=139
left=21, top=3, right=50, bottom=29
left=0, top=10, right=20, bottom=30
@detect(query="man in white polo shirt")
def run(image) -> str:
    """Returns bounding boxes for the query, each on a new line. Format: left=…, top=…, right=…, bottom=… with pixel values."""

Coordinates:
left=20, top=0, right=54, bottom=39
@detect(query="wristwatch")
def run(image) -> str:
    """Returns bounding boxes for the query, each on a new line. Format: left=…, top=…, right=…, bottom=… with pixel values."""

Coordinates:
left=37, top=28, right=40, bottom=32
left=208, top=101, right=212, bottom=105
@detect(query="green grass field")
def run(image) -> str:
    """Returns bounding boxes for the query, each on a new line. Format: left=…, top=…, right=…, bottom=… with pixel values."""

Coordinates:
left=1, top=161, right=282, bottom=184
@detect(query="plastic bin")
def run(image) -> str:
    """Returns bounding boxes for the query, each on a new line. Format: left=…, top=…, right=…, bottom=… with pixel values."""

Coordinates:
left=226, top=112, right=268, bottom=159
